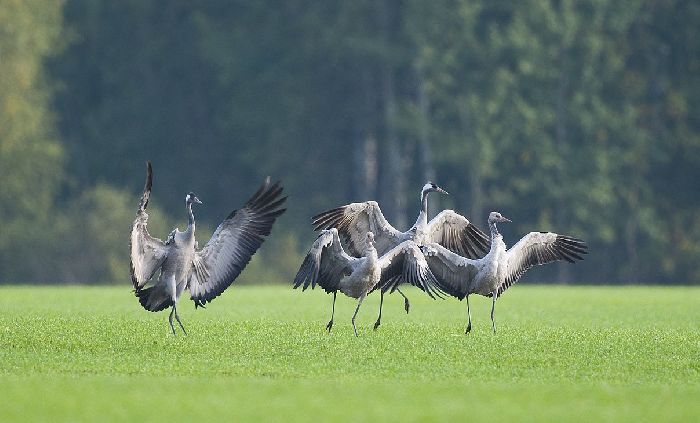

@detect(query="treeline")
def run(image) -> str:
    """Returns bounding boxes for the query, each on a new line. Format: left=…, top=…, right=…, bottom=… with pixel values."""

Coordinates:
left=0, top=0, right=698, bottom=284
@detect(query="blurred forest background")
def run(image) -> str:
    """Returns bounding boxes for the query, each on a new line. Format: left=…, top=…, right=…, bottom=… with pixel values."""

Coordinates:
left=0, top=0, right=698, bottom=285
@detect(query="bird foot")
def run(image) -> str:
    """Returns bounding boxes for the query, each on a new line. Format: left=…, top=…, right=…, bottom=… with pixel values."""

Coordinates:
left=373, top=318, right=381, bottom=330
left=326, top=320, right=334, bottom=333
left=404, top=298, right=410, bottom=314
left=465, top=324, right=472, bottom=335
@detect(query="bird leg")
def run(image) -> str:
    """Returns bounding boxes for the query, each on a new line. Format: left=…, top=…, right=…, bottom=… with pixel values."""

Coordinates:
left=168, top=307, right=176, bottom=335
left=465, top=295, right=472, bottom=334
left=491, top=292, right=497, bottom=334
left=397, top=288, right=410, bottom=313
left=352, top=295, right=366, bottom=337
left=326, top=292, right=337, bottom=333
left=373, top=291, right=384, bottom=330
left=173, top=304, right=187, bottom=336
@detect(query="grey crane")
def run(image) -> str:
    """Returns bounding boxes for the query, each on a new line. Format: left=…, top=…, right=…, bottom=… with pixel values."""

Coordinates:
left=312, top=182, right=489, bottom=327
left=422, top=212, right=587, bottom=334
left=293, top=229, right=442, bottom=336
left=130, top=162, right=286, bottom=335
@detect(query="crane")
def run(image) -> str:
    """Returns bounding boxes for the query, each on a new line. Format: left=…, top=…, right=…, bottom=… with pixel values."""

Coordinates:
left=294, top=229, right=442, bottom=336
left=312, top=182, right=488, bottom=328
left=422, top=212, right=587, bottom=334
left=130, top=161, right=286, bottom=334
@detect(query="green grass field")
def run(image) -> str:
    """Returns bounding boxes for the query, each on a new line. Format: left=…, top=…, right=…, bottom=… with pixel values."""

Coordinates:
left=1, top=285, right=698, bottom=422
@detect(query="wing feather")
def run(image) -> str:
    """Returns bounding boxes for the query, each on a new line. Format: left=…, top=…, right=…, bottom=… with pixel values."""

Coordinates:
left=312, top=201, right=405, bottom=256
left=376, top=241, right=445, bottom=299
left=130, top=161, right=168, bottom=292
left=293, top=229, right=357, bottom=293
left=498, top=232, right=587, bottom=297
left=427, top=210, right=490, bottom=258
left=421, top=243, right=480, bottom=300
left=188, top=179, right=287, bottom=307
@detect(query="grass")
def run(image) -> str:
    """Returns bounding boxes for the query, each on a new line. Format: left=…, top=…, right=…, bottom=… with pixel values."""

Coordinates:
left=0, top=285, right=698, bottom=422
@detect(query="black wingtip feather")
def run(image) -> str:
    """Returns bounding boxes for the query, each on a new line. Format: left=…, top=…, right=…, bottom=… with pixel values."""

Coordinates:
left=191, top=179, right=286, bottom=307
left=311, top=207, right=348, bottom=231
left=495, top=234, right=588, bottom=299
left=311, top=207, right=345, bottom=222
left=137, top=161, right=153, bottom=212
left=258, top=197, right=288, bottom=214
left=134, top=286, right=172, bottom=312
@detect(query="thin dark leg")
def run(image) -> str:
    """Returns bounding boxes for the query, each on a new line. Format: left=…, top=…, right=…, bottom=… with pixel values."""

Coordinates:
left=397, top=288, right=410, bottom=313
left=491, top=292, right=497, bottom=334
left=326, top=292, right=337, bottom=333
left=173, top=304, right=187, bottom=335
left=465, top=295, right=472, bottom=334
left=374, top=291, right=384, bottom=330
left=351, top=295, right=365, bottom=337
left=168, top=307, right=176, bottom=335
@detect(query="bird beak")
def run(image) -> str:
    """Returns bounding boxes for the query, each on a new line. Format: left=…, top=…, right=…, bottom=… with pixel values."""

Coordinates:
left=194, top=197, right=203, bottom=205
left=436, top=187, right=449, bottom=195
left=502, top=216, right=511, bottom=222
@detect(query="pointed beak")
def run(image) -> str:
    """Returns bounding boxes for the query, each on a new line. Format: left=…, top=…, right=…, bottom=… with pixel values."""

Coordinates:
left=436, top=187, right=449, bottom=195
left=502, top=216, right=511, bottom=223
left=194, top=197, right=203, bottom=205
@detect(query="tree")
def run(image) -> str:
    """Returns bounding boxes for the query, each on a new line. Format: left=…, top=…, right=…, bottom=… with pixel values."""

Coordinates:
left=0, top=0, right=65, bottom=282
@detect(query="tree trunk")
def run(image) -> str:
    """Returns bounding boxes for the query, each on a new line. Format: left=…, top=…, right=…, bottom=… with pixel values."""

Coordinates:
left=353, top=68, right=378, bottom=200
left=624, top=194, right=640, bottom=283
left=379, top=0, right=407, bottom=229
left=415, top=64, right=437, bottom=215
left=382, top=68, right=407, bottom=229
left=457, top=103, right=483, bottom=221
left=555, top=45, right=572, bottom=283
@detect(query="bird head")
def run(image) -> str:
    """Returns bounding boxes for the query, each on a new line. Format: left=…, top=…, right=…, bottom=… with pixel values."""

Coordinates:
left=185, top=192, right=203, bottom=206
left=488, top=211, right=511, bottom=224
left=422, top=182, right=449, bottom=196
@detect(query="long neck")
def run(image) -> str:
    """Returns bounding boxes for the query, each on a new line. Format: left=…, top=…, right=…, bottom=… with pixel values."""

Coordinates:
left=417, top=190, right=429, bottom=225
left=489, top=220, right=500, bottom=239
left=186, top=202, right=196, bottom=232
left=365, top=244, right=378, bottom=262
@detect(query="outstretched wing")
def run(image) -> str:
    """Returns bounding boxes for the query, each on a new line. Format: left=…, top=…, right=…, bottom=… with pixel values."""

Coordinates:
left=188, top=179, right=287, bottom=307
left=130, top=161, right=168, bottom=292
left=421, top=243, right=480, bottom=300
left=498, top=232, right=587, bottom=298
left=293, top=229, right=358, bottom=293
left=376, top=241, right=445, bottom=299
left=427, top=210, right=490, bottom=258
left=312, top=201, right=405, bottom=256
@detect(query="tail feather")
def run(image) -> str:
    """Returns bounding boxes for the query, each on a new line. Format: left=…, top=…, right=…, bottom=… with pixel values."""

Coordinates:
left=135, top=286, right=172, bottom=312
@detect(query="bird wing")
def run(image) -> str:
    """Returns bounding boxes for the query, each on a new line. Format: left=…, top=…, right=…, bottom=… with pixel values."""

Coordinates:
left=293, top=229, right=358, bottom=293
left=375, top=241, right=445, bottom=299
left=188, top=179, right=287, bottom=307
left=130, top=161, right=168, bottom=292
left=421, top=242, right=480, bottom=300
left=312, top=201, right=404, bottom=256
left=498, top=232, right=587, bottom=298
left=426, top=210, right=490, bottom=258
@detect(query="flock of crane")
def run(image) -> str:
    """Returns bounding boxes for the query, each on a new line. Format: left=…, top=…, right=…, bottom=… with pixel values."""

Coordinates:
left=131, top=162, right=587, bottom=336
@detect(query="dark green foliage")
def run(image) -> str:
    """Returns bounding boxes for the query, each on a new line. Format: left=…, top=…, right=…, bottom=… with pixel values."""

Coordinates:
left=0, top=0, right=698, bottom=283
left=0, top=0, right=65, bottom=282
